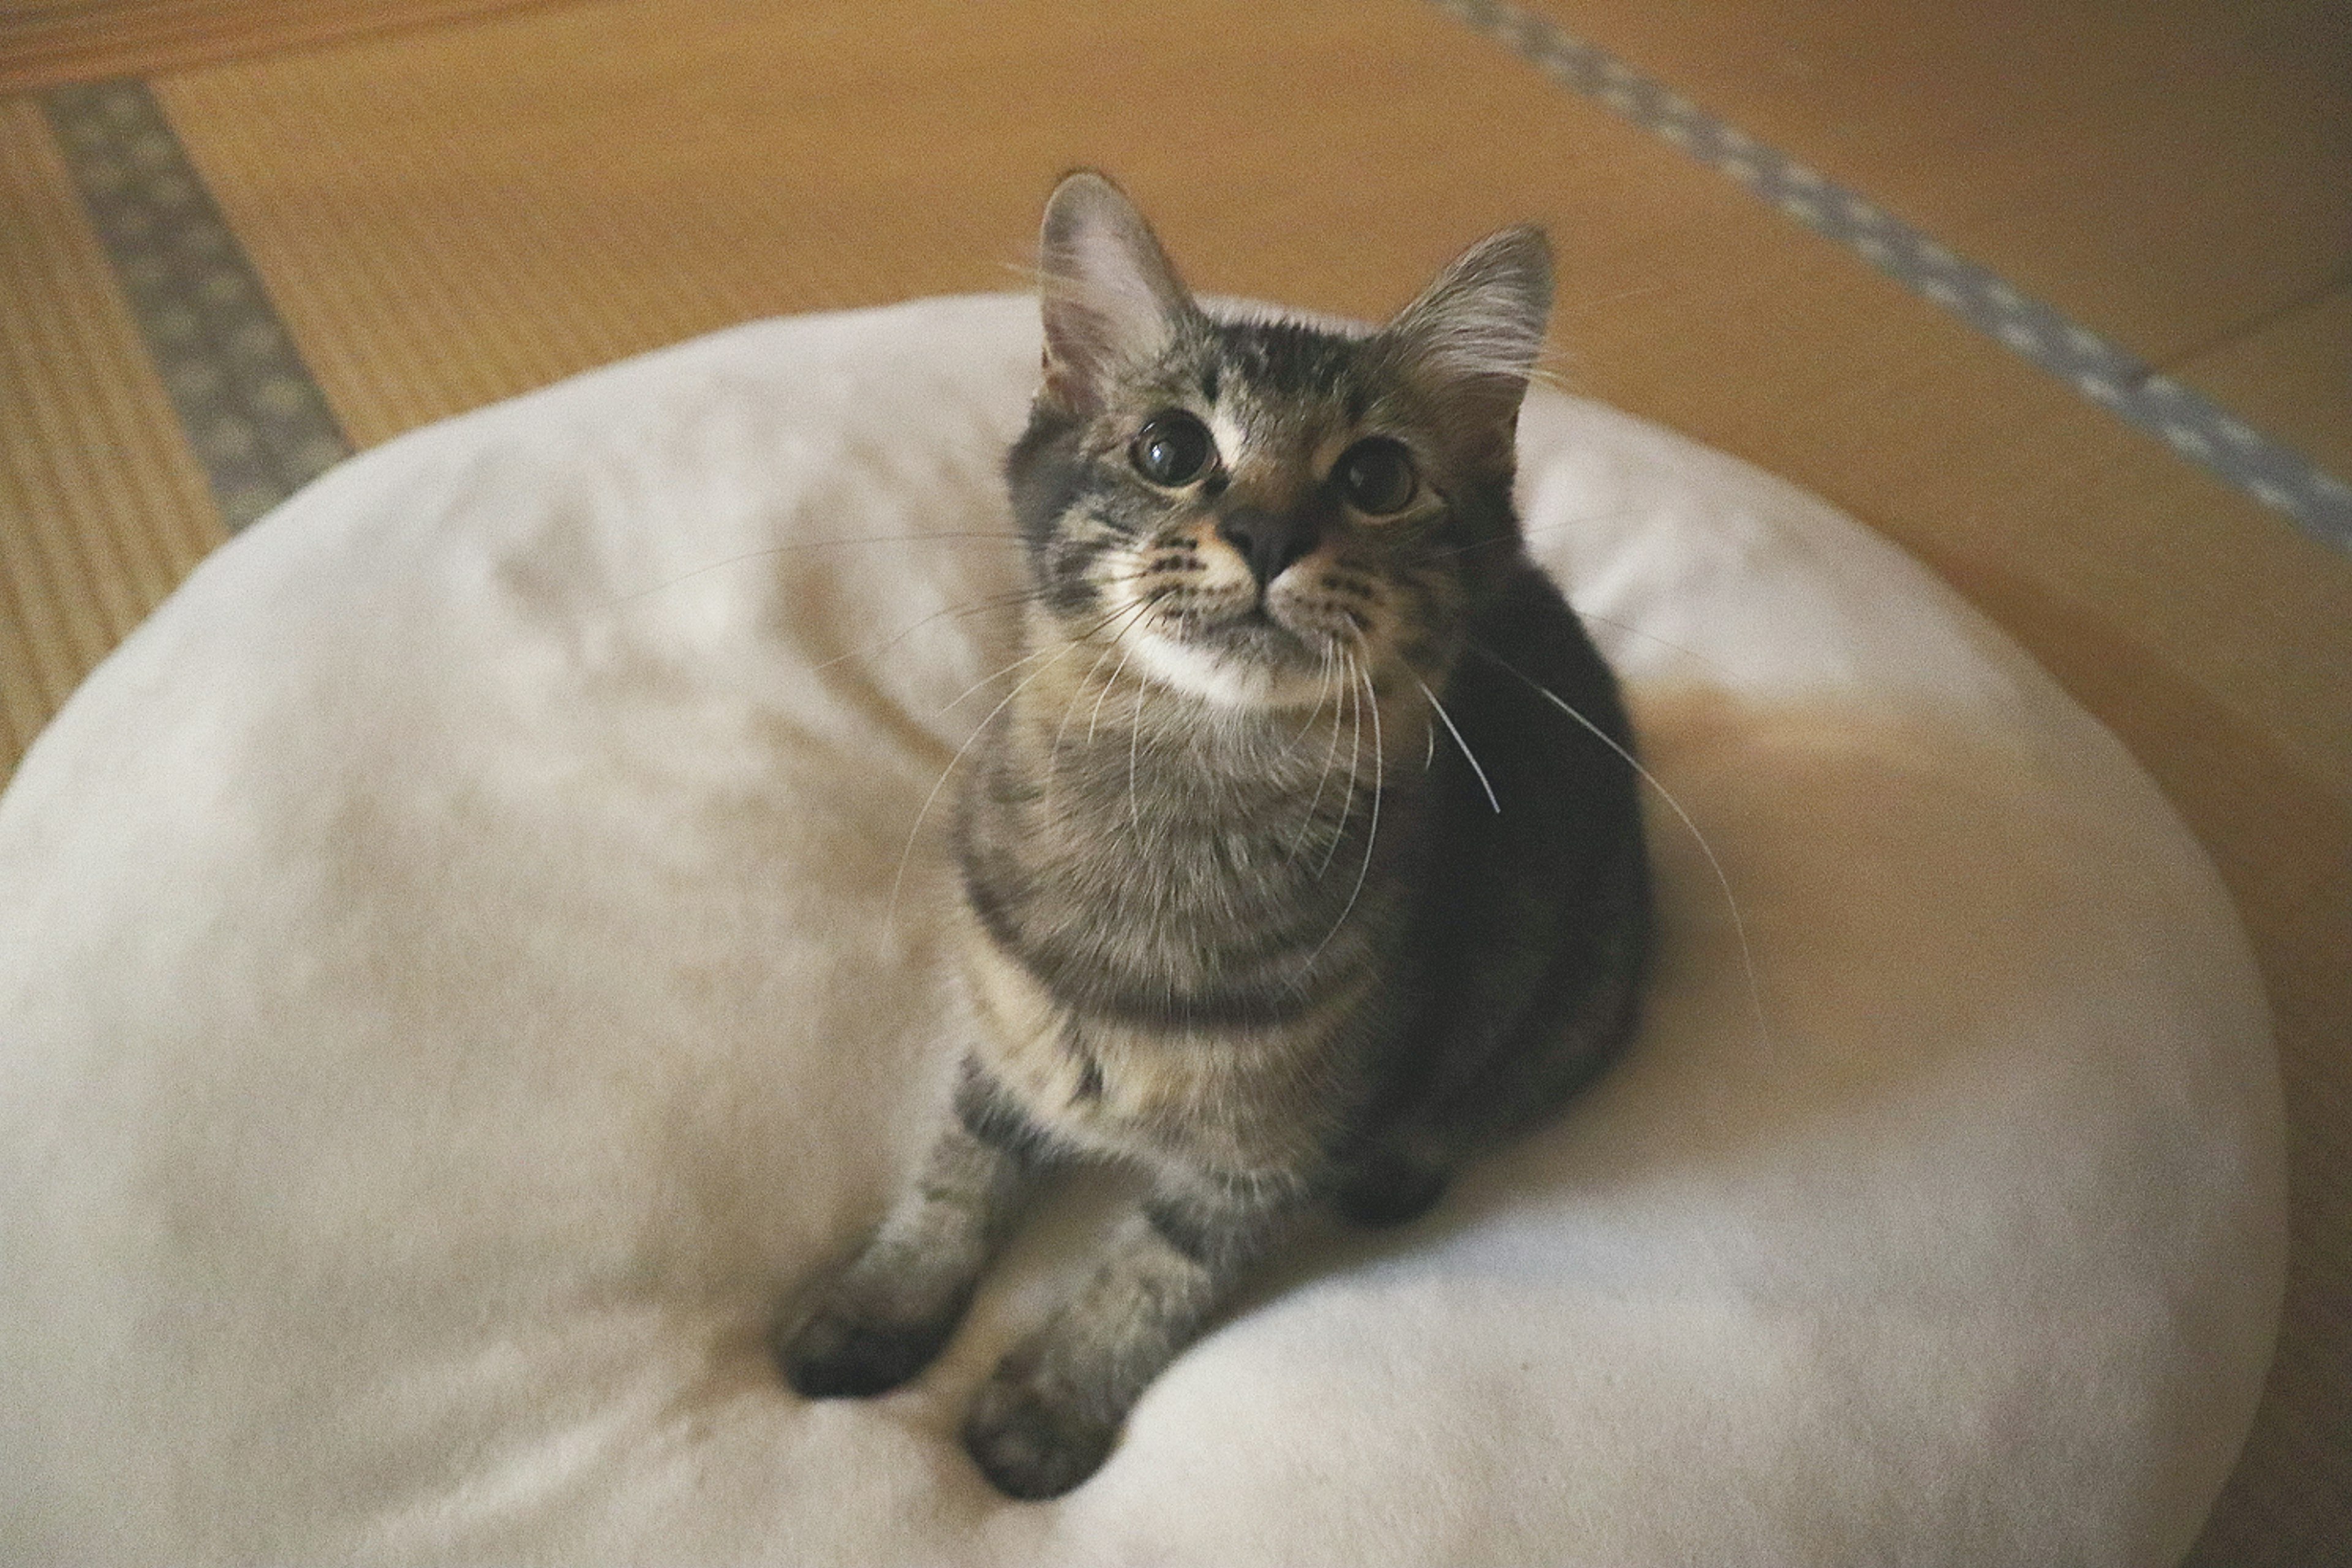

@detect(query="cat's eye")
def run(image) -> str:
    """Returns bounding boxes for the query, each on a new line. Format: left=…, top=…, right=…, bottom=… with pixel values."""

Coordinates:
left=1130, top=412, right=1215, bottom=487
left=1337, top=438, right=1418, bottom=516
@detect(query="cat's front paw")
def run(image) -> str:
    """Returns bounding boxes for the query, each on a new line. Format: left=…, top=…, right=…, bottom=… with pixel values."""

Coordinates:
left=774, top=1297, right=959, bottom=1400
left=962, top=1365, right=1118, bottom=1501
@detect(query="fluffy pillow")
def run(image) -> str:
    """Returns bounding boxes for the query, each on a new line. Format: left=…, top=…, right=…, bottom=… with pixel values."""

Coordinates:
left=0, top=295, right=2283, bottom=1566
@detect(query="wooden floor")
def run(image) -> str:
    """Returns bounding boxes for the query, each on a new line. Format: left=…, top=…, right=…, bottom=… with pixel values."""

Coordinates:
left=2, top=2, right=2346, bottom=1560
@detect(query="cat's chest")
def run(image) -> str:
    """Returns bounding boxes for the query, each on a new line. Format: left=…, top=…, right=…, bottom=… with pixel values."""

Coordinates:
left=954, top=911, right=1340, bottom=1177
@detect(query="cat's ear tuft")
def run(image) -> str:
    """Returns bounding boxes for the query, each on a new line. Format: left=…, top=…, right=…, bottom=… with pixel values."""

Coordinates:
left=1036, top=172, right=1195, bottom=415
left=1382, top=225, right=1553, bottom=460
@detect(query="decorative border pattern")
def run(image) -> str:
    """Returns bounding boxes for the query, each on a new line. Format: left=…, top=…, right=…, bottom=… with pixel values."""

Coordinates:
left=1430, top=0, right=2352, bottom=554
left=41, top=80, right=349, bottom=532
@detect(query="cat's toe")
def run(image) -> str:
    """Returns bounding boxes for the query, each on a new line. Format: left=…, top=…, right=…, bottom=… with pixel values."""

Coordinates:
left=774, top=1305, right=954, bottom=1400
left=962, top=1373, right=1117, bottom=1500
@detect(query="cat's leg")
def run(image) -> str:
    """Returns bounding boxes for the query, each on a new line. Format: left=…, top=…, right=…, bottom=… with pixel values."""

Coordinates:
left=776, top=1058, right=1048, bottom=1399
left=962, top=1174, right=1305, bottom=1499
left=1334, top=881, right=1648, bottom=1232
left=1330, top=1131, right=1452, bottom=1229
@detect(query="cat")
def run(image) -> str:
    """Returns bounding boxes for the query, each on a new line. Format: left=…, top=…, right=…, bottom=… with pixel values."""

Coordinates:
left=774, top=170, right=1651, bottom=1501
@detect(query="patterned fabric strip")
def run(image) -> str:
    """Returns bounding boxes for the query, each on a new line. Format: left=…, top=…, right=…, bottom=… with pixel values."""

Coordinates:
left=1430, top=0, right=2352, bottom=554
left=40, top=80, right=349, bottom=532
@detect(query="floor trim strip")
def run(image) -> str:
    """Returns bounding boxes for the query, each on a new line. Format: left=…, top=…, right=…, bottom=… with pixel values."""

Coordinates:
left=1431, top=0, right=2352, bottom=554
left=40, top=80, right=349, bottom=532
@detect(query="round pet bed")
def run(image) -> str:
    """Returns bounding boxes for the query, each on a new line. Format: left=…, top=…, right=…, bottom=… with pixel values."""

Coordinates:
left=0, top=295, right=2285, bottom=1565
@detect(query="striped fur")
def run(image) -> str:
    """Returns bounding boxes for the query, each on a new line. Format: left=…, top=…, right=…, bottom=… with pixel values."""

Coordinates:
left=776, top=174, right=1651, bottom=1499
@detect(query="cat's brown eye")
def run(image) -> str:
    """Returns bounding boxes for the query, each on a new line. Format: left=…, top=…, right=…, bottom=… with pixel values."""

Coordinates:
left=1338, top=437, right=1417, bottom=516
left=1131, top=412, right=1215, bottom=487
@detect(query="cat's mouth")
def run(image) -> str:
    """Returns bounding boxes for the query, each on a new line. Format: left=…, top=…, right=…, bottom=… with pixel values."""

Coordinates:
left=1121, top=590, right=1362, bottom=710
left=1193, top=586, right=1352, bottom=658
left=1223, top=603, right=1302, bottom=644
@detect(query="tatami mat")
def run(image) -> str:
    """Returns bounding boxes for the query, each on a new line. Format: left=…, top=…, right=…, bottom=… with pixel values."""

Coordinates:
left=1452, top=0, right=2350, bottom=549
left=2182, top=288, right=2352, bottom=475
left=1, top=0, right=2346, bottom=1559
left=1517, top=0, right=2352, bottom=418
left=0, top=94, right=221, bottom=769
left=146, top=0, right=2352, bottom=786
left=0, top=0, right=564, bottom=92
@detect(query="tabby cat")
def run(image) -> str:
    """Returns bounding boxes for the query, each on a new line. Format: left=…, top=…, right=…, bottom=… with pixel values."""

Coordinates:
left=775, top=172, right=1651, bottom=1500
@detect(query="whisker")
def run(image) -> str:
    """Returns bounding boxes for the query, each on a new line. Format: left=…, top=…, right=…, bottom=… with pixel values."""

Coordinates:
left=1088, top=639, right=1139, bottom=747
left=1287, top=645, right=1351, bottom=862
left=1045, top=616, right=1139, bottom=805
left=940, top=638, right=1069, bottom=715
left=1469, top=642, right=1772, bottom=1052
left=1411, top=505, right=1642, bottom=565
left=1559, top=608, right=1744, bottom=682
left=1285, top=641, right=1341, bottom=755
left=1085, top=587, right=1161, bottom=748
left=932, top=578, right=1152, bottom=712
left=1403, top=502, right=1746, bottom=680
left=603, top=529, right=1027, bottom=609
left=885, top=641, right=1076, bottom=941
left=807, top=586, right=1042, bottom=676
left=1415, top=674, right=1500, bottom=813
left=1316, top=649, right=1365, bottom=878
left=1356, top=652, right=1385, bottom=891
left=1306, top=649, right=1384, bottom=967
left=1128, top=671, right=1147, bottom=842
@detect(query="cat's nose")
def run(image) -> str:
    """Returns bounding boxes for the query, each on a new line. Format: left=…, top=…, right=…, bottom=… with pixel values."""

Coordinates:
left=1216, top=508, right=1317, bottom=589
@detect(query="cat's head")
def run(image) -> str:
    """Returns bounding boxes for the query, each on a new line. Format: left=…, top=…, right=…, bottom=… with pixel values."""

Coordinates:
left=1006, top=171, right=1550, bottom=712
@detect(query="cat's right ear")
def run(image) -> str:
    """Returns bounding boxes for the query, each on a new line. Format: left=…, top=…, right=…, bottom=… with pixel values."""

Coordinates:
left=1036, top=172, right=1194, bottom=415
left=1381, top=225, right=1553, bottom=467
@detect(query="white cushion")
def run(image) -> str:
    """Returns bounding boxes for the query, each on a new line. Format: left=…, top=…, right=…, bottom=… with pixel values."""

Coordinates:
left=0, top=295, right=2284, bottom=1566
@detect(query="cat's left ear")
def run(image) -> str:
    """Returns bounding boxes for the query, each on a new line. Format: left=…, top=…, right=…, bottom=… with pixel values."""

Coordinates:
left=1036, top=171, right=1197, bottom=415
left=1381, top=225, right=1553, bottom=463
